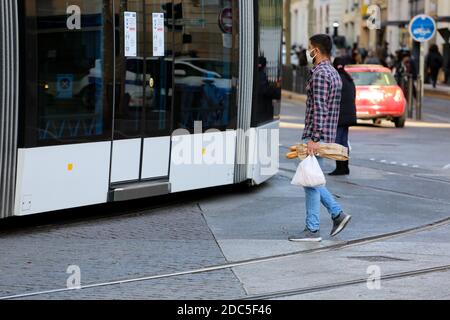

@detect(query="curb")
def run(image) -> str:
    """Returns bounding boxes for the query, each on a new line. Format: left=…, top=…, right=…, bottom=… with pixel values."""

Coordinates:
left=283, top=89, right=450, bottom=102
left=282, top=90, right=307, bottom=103
left=425, top=89, right=450, bottom=100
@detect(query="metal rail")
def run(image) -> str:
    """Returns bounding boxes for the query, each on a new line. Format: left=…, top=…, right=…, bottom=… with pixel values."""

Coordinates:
left=243, top=264, right=450, bottom=300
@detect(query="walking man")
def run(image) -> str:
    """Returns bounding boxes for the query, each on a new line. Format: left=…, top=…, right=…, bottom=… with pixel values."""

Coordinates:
left=289, top=35, right=352, bottom=242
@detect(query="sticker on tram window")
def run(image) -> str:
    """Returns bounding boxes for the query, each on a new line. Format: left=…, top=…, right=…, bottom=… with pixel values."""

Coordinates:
left=153, top=13, right=165, bottom=57
left=124, top=11, right=137, bottom=57
left=56, top=74, right=74, bottom=99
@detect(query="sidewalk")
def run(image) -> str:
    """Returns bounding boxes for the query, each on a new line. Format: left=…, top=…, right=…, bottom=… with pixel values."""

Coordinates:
left=282, top=90, right=307, bottom=103
left=424, top=83, right=450, bottom=99
left=284, top=84, right=450, bottom=101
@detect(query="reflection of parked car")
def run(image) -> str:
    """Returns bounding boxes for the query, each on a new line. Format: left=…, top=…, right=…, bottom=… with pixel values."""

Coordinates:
left=122, top=57, right=155, bottom=108
left=282, top=45, right=299, bottom=66
left=174, top=58, right=232, bottom=128
left=79, top=58, right=155, bottom=109
left=346, top=64, right=407, bottom=128
left=174, top=59, right=232, bottom=89
left=41, top=58, right=153, bottom=110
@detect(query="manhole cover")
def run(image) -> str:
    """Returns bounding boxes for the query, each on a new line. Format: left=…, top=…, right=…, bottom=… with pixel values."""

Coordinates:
left=347, top=256, right=409, bottom=262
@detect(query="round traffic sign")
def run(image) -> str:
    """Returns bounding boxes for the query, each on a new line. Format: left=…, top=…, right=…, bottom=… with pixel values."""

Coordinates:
left=409, top=14, right=436, bottom=42
left=219, top=7, right=232, bottom=34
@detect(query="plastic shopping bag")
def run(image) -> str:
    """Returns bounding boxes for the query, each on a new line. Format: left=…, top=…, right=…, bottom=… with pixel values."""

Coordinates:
left=291, top=155, right=326, bottom=187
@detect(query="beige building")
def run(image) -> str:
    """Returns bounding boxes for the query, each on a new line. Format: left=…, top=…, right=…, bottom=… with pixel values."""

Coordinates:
left=290, top=0, right=354, bottom=48
left=289, top=0, right=450, bottom=58
left=289, top=0, right=381, bottom=51
left=290, top=0, right=310, bottom=48
left=342, top=0, right=362, bottom=47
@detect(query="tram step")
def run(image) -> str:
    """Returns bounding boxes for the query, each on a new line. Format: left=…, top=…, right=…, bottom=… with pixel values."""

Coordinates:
left=110, top=180, right=171, bottom=202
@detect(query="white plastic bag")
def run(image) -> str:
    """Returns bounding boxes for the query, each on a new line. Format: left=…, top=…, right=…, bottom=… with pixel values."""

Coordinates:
left=291, top=155, right=326, bottom=187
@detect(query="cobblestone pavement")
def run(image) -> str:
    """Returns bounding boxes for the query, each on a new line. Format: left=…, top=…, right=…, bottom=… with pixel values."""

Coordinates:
left=0, top=204, right=246, bottom=299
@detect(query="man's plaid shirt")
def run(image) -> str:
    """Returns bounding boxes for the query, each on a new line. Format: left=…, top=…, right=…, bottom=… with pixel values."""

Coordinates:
left=302, top=60, right=342, bottom=143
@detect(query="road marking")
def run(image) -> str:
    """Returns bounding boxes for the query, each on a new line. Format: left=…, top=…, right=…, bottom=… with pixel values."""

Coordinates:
left=443, top=164, right=450, bottom=170
left=367, top=158, right=425, bottom=170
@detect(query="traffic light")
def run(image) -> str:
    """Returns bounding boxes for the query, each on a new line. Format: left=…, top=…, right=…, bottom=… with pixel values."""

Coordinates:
left=161, top=2, right=183, bottom=31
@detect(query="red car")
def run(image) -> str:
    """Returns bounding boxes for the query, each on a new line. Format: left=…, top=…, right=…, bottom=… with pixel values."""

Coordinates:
left=345, top=65, right=407, bottom=128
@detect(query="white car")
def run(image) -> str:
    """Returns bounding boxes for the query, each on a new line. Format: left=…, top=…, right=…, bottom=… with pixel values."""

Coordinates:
left=173, top=58, right=232, bottom=91
left=282, top=46, right=299, bottom=66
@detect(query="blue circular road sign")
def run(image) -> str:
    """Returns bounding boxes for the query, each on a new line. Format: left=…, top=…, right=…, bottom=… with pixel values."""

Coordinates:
left=409, top=14, right=436, bottom=42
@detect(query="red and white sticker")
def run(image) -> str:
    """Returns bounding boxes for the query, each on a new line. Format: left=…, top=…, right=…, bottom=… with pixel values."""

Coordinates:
left=153, top=13, right=165, bottom=57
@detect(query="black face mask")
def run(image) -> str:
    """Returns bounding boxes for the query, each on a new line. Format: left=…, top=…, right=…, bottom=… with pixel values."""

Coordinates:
left=299, top=49, right=308, bottom=67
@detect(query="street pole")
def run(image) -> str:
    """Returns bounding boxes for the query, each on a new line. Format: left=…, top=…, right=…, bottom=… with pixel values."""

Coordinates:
left=409, top=14, right=436, bottom=121
left=284, top=0, right=291, bottom=66
left=418, top=42, right=425, bottom=120
left=408, top=75, right=414, bottom=118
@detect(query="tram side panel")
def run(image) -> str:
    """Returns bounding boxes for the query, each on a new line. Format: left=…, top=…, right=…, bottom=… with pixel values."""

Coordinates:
left=247, top=0, right=283, bottom=185
left=246, top=120, right=280, bottom=185
left=169, top=131, right=237, bottom=193
left=7, top=0, right=283, bottom=218
left=13, top=1, right=115, bottom=216
left=14, top=143, right=111, bottom=216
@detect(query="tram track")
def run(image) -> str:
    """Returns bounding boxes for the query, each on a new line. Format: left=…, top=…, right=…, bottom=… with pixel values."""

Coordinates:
left=1, top=216, right=449, bottom=300
left=242, top=264, right=450, bottom=300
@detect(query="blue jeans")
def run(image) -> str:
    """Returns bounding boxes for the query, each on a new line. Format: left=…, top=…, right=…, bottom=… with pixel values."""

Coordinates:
left=303, top=154, right=343, bottom=232
left=335, top=127, right=349, bottom=149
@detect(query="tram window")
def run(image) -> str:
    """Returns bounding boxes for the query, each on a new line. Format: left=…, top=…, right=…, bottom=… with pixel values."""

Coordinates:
left=252, top=0, right=282, bottom=127
left=22, top=1, right=113, bottom=147
left=113, top=0, right=173, bottom=140
left=172, top=0, right=238, bottom=133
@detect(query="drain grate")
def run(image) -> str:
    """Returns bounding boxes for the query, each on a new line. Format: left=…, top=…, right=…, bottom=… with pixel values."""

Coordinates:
left=347, top=255, right=409, bottom=262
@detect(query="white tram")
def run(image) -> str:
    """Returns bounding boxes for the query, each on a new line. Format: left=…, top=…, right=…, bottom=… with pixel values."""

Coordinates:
left=0, top=0, right=282, bottom=219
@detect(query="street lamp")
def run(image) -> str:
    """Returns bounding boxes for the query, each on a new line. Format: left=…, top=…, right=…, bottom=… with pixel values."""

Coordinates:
left=333, top=22, right=340, bottom=37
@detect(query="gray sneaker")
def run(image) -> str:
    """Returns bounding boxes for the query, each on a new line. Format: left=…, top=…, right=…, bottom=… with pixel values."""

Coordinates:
left=289, top=229, right=322, bottom=242
left=330, top=213, right=352, bottom=237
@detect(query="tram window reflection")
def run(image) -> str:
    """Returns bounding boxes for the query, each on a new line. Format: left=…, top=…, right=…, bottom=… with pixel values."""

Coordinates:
left=173, top=0, right=238, bottom=133
left=252, top=0, right=282, bottom=127
left=23, top=0, right=113, bottom=147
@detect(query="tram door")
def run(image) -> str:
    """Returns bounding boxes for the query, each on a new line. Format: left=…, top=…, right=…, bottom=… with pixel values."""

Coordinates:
left=111, top=0, right=173, bottom=184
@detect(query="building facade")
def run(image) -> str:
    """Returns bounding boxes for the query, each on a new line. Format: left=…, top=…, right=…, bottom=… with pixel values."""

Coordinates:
left=290, top=0, right=450, bottom=57
left=290, top=0, right=309, bottom=48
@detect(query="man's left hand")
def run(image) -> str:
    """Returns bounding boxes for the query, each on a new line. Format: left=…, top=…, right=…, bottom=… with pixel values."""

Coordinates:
left=307, top=140, right=320, bottom=156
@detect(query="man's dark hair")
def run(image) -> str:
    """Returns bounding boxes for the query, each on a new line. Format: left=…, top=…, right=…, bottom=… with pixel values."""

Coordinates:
left=309, top=34, right=333, bottom=56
